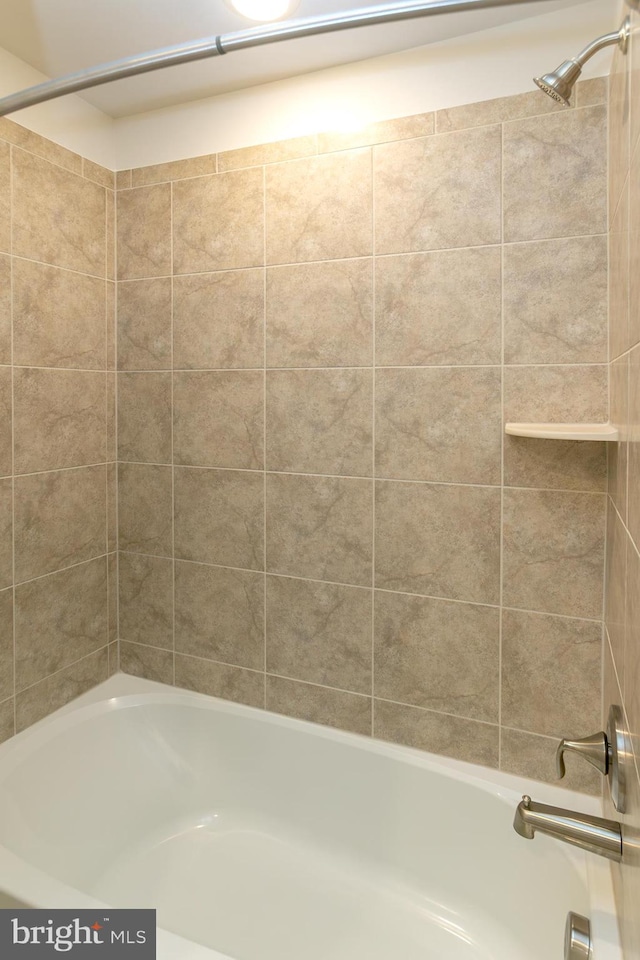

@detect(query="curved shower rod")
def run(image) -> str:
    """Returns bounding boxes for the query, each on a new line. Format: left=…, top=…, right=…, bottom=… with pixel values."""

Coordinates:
left=0, top=0, right=557, bottom=117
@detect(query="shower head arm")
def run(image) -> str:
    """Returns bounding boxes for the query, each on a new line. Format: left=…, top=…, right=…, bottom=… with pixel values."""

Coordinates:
left=573, top=19, right=629, bottom=68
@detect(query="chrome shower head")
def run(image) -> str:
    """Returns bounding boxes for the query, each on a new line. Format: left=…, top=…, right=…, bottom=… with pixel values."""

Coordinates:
left=534, top=17, right=630, bottom=107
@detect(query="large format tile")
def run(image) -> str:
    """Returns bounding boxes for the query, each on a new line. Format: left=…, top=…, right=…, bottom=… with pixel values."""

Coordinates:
left=374, top=591, right=499, bottom=721
left=266, top=473, right=372, bottom=587
left=175, top=561, right=264, bottom=670
left=13, top=260, right=106, bottom=369
left=624, top=541, right=640, bottom=759
left=500, top=728, right=600, bottom=794
left=630, top=137, right=640, bottom=350
left=174, top=467, right=264, bottom=570
left=14, top=466, right=106, bottom=582
left=0, top=141, right=9, bottom=254
left=117, top=278, right=172, bottom=370
left=503, top=106, right=607, bottom=241
left=13, top=369, right=105, bottom=474
left=117, top=183, right=171, bottom=279
left=219, top=135, right=316, bottom=172
left=374, top=699, right=498, bottom=767
left=375, top=367, right=501, bottom=484
left=173, top=169, right=264, bottom=273
left=174, top=371, right=264, bottom=469
left=118, top=463, right=173, bottom=557
left=435, top=89, right=564, bottom=132
left=609, top=354, right=629, bottom=522
left=318, top=113, right=434, bottom=153
left=0, top=589, right=13, bottom=702
left=173, top=270, right=264, bottom=370
left=606, top=499, right=628, bottom=689
left=176, top=655, right=264, bottom=708
left=131, top=154, right=217, bottom=186
left=375, top=247, right=501, bottom=366
left=375, top=481, right=500, bottom=604
left=12, top=149, right=106, bottom=275
left=609, top=41, right=630, bottom=229
left=15, top=648, right=108, bottom=731
left=266, top=260, right=373, bottom=368
left=266, top=675, right=371, bottom=735
left=119, top=641, right=174, bottom=684
left=502, top=489, right=605, bottom=619
left=501, top=609, right=601, bottom=739
left=610, top=180, right=630, bottom=360
left=0, top=366, right=11, bottom=477
left=503, top=237, right=607, bottom=364
left=0, top=255, right=9, bottom=364
left=118, top=373, right=172, bottom=464
left=14, top=558, right=108, bottom=690
left=266, top=369, right=372, bottom=477
left=119, top=552, right=174, bottom=649
left=628, top=344, right=640, bottom=548
left=374, top=125, right=501, bottom=254
left=266, top=150, right=372, bottom=264
left=0, top=698, right=13, bottom=745
left=0, top=479, right=11, bottom=589
left=266, top=575, right=371, bottom=693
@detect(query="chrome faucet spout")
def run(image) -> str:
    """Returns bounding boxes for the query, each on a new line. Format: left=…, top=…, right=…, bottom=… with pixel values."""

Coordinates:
left=513, top=795, right=623, bottom=862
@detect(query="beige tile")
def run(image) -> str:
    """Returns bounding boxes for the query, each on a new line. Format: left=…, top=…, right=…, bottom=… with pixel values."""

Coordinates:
left=500, top=728, right=601, bottom=795
left=0, top=118, right=82, bottom=175
left=266, top=473, right=372, bottom=587
left=106, top=190, right=115, bottom=281
left=175, top=561, right=264, bottom=669
left=266, top=576, right=371, bottom=693
left=318, top=114, right=434, bottom=153
left=116, top=169, right=132, bottom=190
left=174, top=467, right=264, bottom=570
left=14, top=465, right=106, bottom=582
left=375, top=367, right=501, bottom=484
left=118, top=463, right=172, bottom=557
left=374, top=590, right=499, bottom=722
left=173, top=169, right=264, bottom=273
left=610, top=179, right=630, bottom=360
left=604, top=499, right=627, bottom=700
left=219, top=136, right=316, bottom=172
left=176, top=654, right=264, bottom=708
left=632, top=9, right=640, bottom=153
left=0, top=255, right=11, bottom=364
left=375, top=247, right=501, bottom=366
left=118, top=372, right=172, bottom=464
left=501, top=609, right=601, bottom=739
left=266, top=260, right=373, bottom=368
left=117, top=183, right=171, bottom=280
left=173, top=269, right=264, bottom=370
left=267, top=675, right=370, bottom=735
left=0, top=141, right=9, bottom=253
left=609, top=354, right=629, bottom=522
left=504, top=237, right=607, bottom=364
left=0, top=696, right=13, bottom=744
left=82, top=157, right=114, bottom=189
left=12, top=148, right=106, bottom=275
left=502, top=489, right=605, bottom=619
left=435, top=89, right=564, bottom=133
left=628, top=345, right=640, bottom=548
left=131, top=154, right=217, bottom=186
left=108, top=552, right=117, bottom=644
left=0, top=367, right=11, bottom=477
left=504, top=437, right=606, bottom=493
left=503, top=106, right=607, bottom=241
left=13, top=259, right=106, bottom=369
left=14, top=369, right=105, bottom=474
left=119, top=641, right=173, bottom=684
left=266, top=369, right=372, bottom=477
left=0, top=588, right=13, bottom=702
left=107, top=281, right=116, bottom=370
left=118, top=278, right=172, bottom=370
left=624, top=541, right=640, bottom=762
left=374, top=699, right=498, bottom=767
left=266, top=150, right=372, bottom=264
left=119, top=553, right=173, bottom=649
left=15, top=557, right=108, bottom=690
left=631, top=138, right=640, bottom=349
left=108, top=640, right=119, bottom=676
left=174, top=371, right=264, bottom=469
left=610, top=42, right=630, bottom=228
left=0, top=479, right=11, bottom=590
left=107, top=373, right=116, bottom=462
left=575, top=76, right=608, bottom=107
left=375, top=481, right=500, bottom=604
left=106, top=463, right=116, bottom=552
left=375, top=126, right=501, bottom=254
left=15, top=647, right=108, bottom=731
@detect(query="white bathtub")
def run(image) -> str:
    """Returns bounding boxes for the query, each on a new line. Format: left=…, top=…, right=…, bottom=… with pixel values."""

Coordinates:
left=0, top=675, right=621, bottom=960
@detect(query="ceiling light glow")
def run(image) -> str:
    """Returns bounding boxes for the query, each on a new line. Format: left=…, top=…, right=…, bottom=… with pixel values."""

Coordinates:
left=229, top=0, right=299, bottom=22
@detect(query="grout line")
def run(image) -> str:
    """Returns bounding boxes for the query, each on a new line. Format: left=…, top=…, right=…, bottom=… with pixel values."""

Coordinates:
left=109, top=361, right=610, bottom=373
left=12, top=554, right=112, bottom=590
left=13, top=644, right=111, bottom=701
left=9, top=253, right=107, bottom=283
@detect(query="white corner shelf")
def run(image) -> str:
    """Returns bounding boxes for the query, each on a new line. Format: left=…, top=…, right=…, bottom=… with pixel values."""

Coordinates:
left=505, top=422, right=619, bottom=442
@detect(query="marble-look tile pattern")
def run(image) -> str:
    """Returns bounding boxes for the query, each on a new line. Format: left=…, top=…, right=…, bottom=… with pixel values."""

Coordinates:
left=131, top=154, right=217, bottom=186
left=266, top=675, right=371, bottom=735
left=0, top=589, right=13, bottom=702
left=15, top=648, right=108, bottom=732
left=117, top=183, right=171, bottom=280
left=119, top=641, right=174, bottom=685
left=118, top=463, right=172, bottom=557
left=0, top=255, right=10, bottom=364
left=0, top=141, right=10, bottom=254
left=176, top=654, right=264, bottom=708
left=219, top=135, right=316, bottom=172
left=0, top=480, right=12, bottom=589
left=119, top=552, right=174, bottom=649
left=0, top=366, right=11, bottom=478
left=118, top=373, right=172, bottom=464
left=118, top=278, right=172, bottom=370
left=500, top=728, right=600, bottom=796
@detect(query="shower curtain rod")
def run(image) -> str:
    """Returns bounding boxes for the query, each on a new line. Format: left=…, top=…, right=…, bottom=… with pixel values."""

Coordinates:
left=0, top=0, right=555, bottom=117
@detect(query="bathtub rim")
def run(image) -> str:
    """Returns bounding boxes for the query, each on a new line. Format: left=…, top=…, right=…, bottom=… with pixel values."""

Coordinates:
left=0, top=673, right=622, bottom=960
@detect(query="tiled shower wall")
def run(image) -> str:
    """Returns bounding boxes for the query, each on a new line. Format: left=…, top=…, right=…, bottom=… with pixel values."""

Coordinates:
left=0, top=117, right=117, bottom=739
left=116, top=79, right=609, bottom=791
left=604, top=8, right=640, bottom=960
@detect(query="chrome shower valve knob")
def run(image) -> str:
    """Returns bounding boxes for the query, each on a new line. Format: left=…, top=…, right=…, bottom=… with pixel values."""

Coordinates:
left=556, top=705, right=631, bottom=814
left=556, top=731, right=608, bottom=780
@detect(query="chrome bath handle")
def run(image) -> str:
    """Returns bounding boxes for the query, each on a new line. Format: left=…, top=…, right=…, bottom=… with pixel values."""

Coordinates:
left=556, top=705, right=631, bottom=814
left=556, top=731, right=608, bottom=779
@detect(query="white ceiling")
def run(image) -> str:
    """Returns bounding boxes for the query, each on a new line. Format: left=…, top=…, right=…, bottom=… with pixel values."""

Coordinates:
left=0, top=0, right=602, bottom=118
